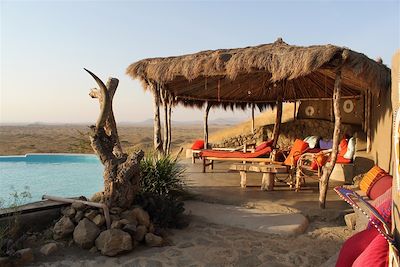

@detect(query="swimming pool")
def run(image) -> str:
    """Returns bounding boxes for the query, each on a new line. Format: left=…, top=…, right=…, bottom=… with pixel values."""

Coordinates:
left=0, top=154, right=103, bottom=206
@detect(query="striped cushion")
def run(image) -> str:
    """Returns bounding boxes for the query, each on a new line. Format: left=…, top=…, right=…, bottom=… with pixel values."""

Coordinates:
left=359, top=166, right=387, bottom=193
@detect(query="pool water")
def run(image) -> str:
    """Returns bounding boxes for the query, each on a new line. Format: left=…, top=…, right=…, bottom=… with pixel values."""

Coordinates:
left=0, top=154, right=103, bottom=206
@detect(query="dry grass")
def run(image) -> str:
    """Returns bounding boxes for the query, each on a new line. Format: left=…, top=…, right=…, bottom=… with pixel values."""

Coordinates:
left=0, top=125, right=223, bottom=156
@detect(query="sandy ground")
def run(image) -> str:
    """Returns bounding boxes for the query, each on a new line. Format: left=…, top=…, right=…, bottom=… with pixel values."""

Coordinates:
left=30, top=214, right=352, bottom=267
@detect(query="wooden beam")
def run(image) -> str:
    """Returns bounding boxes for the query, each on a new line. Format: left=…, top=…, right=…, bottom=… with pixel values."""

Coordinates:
left=167, top=99, right=172, bottom=154
left=251, top=103, right=255, bottom=134
left=152, top=83, right=164, bottom=155
left=272, top=95, right=283, bottom=147
left=293, top=101, right=297, bottom=120
left=319, top=69, right=342, bottom=209
left=204, top=102, right=212, bottom=149
left=162, top=91, right=169, bottom=155
left=366, top=90, right=371, bottom=152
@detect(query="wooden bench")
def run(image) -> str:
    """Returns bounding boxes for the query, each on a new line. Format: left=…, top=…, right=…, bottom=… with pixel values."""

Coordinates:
left=229, top=163, right=288, bottom=190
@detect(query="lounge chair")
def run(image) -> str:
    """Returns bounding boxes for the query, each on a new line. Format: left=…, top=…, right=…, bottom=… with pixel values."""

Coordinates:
left=191, top=141, right=256, bottom=163
left=200, top=140, right=273, bottom=173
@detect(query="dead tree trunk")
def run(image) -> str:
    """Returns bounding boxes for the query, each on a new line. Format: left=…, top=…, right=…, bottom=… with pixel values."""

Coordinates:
left=162, top=91, right=169, bottom=155
left=272, top=95, right=283, bottom=148
left=319, top=69, right=342, bottom=209
left=85, top=69, right=144, bottom=209
left=204, top=102, right=212, bottom=149
left=167, top=96, right=173, bottom=154
left=151, top=83, right=164, bottom=155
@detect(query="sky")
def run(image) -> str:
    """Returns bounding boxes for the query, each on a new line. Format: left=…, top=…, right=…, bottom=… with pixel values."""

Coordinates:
left=1, top=0, right=399, bottom=124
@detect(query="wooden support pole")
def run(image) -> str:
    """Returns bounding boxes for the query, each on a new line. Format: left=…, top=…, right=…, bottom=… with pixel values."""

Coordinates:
left=204, top=102, right=212, bottom=149
left=162, top=92, right=169, bottom=155
left=293, top=101, right=297, bottom=121
left=152, top=83, right=164, bottom=155
left=366, top=90, right=371, bottom=152
left=319, top=69, right=342, bottom=209
left=251, top=103, right=255, bottom=134
left=167, top=99, right=172, bottom=154
left=272, top=95, right=283, bottom=148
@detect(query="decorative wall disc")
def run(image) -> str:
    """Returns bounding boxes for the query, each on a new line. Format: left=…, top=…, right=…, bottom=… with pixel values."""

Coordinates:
left=305, top=106, right=315, bottom=116
left=343, top=99, right=354, bottom=113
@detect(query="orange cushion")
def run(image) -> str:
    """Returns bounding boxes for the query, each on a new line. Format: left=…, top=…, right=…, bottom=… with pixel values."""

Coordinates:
left=191, top=140, right=204, bottom=150
left=336, top=155, right=352, bottom=164
left=359, top=166, right=388, bottom=194
left=200, top=146, right=272, bottom=158
left=284, top=139, right=309, bottom=166
left=311, top=154, right=329, bottom=170
left=338, top=138, right=348, bottom=158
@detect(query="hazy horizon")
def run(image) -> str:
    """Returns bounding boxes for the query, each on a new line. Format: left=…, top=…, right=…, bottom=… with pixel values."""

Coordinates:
left=1, top=1, right=399, bottom=124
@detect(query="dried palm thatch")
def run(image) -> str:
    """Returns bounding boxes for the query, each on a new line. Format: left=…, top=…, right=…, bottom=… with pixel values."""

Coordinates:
left=126, top=38, right=390, bottom=106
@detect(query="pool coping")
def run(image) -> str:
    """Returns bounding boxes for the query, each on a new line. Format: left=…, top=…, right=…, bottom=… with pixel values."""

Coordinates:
left=0, top=153, right=98, bottom=158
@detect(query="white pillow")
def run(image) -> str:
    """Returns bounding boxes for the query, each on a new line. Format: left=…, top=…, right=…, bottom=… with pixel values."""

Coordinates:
left=344, top=137, right=356, bottom=159
left=303, top=136, right=319, bottom=149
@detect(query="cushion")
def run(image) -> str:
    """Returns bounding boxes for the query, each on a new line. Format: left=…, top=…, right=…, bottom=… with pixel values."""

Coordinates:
left=284, top=139, right=309, bottom=166
left=304, top=136, right=319, bottom=149
left=255, top=140, right=274, bottom=152
left=338, top=138, right=348, bottom=158
left=335, top=228, right=379, bottom=267
left=343, top=137, right=355, bottom=159
left=368, top=174, right=393, bottom=200
left=368, top=187, right=392, bottom=229
left=352, top=234, right=389, bottom=267
left=319, top=139, right=333, bottom=150
left=191, top=140, right=205, bottom=150
left=336, top=156, right=352, bottom=164
left=311, top=153, right=329, bottom=170
left=200, top=146, right=272, bottom=158
left=359, top=165, right=388, bottom=194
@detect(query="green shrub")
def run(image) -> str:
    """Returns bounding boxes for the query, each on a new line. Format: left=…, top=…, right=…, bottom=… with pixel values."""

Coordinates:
left=139, top=154, right=185, bottom=196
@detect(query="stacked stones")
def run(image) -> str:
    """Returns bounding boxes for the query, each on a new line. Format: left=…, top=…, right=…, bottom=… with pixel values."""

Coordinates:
left=53, top=202, right=163, bottom=256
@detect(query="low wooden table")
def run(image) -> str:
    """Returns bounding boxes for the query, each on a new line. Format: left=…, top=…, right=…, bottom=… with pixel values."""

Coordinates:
left=229, top=163, right=288, bottom=191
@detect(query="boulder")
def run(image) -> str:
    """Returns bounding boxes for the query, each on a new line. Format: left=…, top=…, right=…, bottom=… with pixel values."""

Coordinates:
left=40, top=242, right=58, bottom=256
left=73, top=218, right=101, bottom=249
left=71, top=202, right=87, bottom=211
left=95, top=229, right=132, bottom=256
left=122, top=224, right=137, bottom=235
left=110, top=207, right=123, bottom=215
left=145, top=233, right=163, bottom=247
left=111, top=220, right=124, bottom=229
left=118, top=219, right=131, bottom=225
left=53, top=216, right=75, bottom=239
left=134, top=225, right=147, bottom=242
left=14, top=248, right=34, bottom=265
left=62, top=207, right=76, bottom=218
left=0, top=257, right=11, bottom=267
left=132, top=207, right=150, bottom=227
left=74, top=210, right=84, bottom=223
left=92, top=214, right=105, bottom=227
left=84, top=210, right=98, bottom=221
left=120, top=210, right=138, bottom=225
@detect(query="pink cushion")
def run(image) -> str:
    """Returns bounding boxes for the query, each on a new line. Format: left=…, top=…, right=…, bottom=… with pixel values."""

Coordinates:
left=191, top=140, right=204, bottom=150
left=368, top=175, right=393, bottom=200
left=335, top=228, right=379, bottom=267
left=352, top=234, right=389, bottom=267
left=255, top=140, right=274, bottom=152
left=368, top=188, right=392, bottom=229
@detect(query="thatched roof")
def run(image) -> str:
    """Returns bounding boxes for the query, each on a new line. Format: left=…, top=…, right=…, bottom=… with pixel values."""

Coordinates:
left=126, top=38, right=390, bottom=106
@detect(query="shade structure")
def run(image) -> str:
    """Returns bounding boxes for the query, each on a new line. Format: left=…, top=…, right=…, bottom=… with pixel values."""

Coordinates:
left=126, top=38, right=390, bottom=106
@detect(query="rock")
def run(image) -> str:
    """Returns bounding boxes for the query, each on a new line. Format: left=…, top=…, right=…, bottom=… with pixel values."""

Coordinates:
left=71, top=202, right=87, bottom=211
left=92, top=214, right=105, bottom=227
left=89, top=246, right=98, bottom=253
left=84, top=210, right=98, bottom=221
left=132, top=207, right=150, bottom=227
left=134, top=225, right=147, bottom=242
left=110, top=215, right=120, bottom=222
left=344, top=213, right=356, bottom=230
left=122, top=224, right=137, bottom=235
left=0, top=257, right=11, bottom=267
left=95, top=229, right=132, bottom=256
left=145, top=233, right=163, bottom=247
left=110, top=207, right=123, bottom=215
left=14, top=248, right=34, bottom=265
left=62, top=207, right=76, bottom=218
left=73, top=218, right=101, bottom=249
left=111, top=220, right=123, bottom=229
left=40, top=242, right=58, bottom=256
left=118, top=219, right=131, bottom=226
left=53, top=216, right=75, bottom=239
left=74, top=210, right=84, bottom=223
left=120, top=210, right=138, bottom=225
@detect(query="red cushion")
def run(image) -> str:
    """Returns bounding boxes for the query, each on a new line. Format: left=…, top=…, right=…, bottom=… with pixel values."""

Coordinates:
left=191, top=140, right=204, bottom=150
left=284, top=139, right=309, bottom=166
left=338, top=138, right=348, bottom=158
left=336, top=228, right=379, bottom=267
left=255, top=140, right=274, bottom=152
left=200, top=146, right=272, bottom=158
left=368, top=174, right=393, bottom=200
left=352, top=234, right=389, bottom=267
left=336, top=156, right=352, bottom=164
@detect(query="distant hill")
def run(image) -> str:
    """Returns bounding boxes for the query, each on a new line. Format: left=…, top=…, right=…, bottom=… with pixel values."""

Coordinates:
left=125, top=117, right=242, bottom=127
